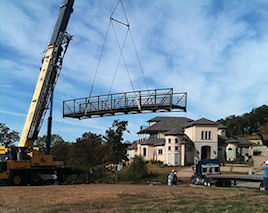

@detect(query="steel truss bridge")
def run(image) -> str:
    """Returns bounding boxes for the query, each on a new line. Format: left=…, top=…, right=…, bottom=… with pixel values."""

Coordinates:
left=63, top=88, right=187, bottom=119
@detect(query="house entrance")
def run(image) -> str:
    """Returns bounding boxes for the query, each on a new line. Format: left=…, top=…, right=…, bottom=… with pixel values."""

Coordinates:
left=201, top=146, right=211, bottom=159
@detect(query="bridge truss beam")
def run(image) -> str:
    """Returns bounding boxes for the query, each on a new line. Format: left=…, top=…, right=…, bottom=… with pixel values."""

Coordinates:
left=63, top=88, right=187, bottom=119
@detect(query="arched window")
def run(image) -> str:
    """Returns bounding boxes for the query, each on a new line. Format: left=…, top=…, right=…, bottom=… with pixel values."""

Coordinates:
left=175, top=138, right=178, bottom=143
left=205, top=131, right=208, bottom=140
left=208, top=131, right=211, bottom=140
left=168, top=138, right=171, bottom=143
left=228, top=148, right=232, bottom=159
left=143, top=147, right=146, bottom=157
left=201, top=131, right=204, bottom=140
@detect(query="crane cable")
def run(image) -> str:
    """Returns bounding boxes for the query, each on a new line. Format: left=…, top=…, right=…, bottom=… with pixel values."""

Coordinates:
left=110, top=21, right=141, bottom=110
left=84, top=20, right=112, bottom=115
left=108, top=28, right=129, bottom=96
left=109, top=0, right=143, bottom=110
left=120, top=0, right=150, bottom=93
left=102, top=25, right=129, bottom=109
left=118, top=0, right=151, bottom=106
left=85, top=0, right=150, bottom=114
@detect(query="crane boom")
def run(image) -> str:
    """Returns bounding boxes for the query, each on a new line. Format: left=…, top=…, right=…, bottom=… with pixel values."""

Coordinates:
left=19, top=0, right=74, bottom=147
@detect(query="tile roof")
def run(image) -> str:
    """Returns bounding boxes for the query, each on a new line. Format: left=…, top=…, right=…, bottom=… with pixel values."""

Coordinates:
left=138, top=117, right=193, bottom=134
left=184, top=118, right=218, bottom=128
left=218, top=123, right=228, bottom=129
left=182, top=134, right=194, bottom=144
left=127, top=141, right=138, bottom=150
left=138, top=135, right=193, bottom=146
left=218, top=135, right=254, bottom=146
left=139, top=138, right=165, bottom=146
left=164, top=126, right=185, bottom=135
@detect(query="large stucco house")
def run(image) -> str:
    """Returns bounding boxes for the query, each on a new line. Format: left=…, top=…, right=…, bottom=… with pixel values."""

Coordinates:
left=127, top=117, right=253, bottom=166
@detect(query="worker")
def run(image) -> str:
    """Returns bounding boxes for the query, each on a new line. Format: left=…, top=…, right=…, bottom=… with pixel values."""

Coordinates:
left=261, top=160, right=268, bottom=191
left=168, top=170, right=175, bottom=185
left=173, top=172, right=178, bottom=185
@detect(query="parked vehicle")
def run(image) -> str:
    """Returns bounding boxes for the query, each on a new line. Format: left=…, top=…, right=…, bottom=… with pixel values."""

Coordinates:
left=191, top=159, right=263, bottom=189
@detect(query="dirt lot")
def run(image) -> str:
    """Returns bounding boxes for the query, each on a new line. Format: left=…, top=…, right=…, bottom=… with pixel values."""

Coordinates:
left=0, top=184, right=267, bottom=213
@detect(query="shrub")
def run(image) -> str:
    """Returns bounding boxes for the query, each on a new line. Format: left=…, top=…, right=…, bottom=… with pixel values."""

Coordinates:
left=129, top=156, right=148, bottom=181
left=118, top=156, right=148, bottom=182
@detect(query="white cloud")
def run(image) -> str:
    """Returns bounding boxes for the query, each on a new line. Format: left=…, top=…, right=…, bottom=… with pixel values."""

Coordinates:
left=1, top=0, right=268, bottom=142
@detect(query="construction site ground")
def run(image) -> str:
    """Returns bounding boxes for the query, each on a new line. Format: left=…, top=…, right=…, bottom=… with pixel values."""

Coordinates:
left=1, top=184, right=267, bottom=213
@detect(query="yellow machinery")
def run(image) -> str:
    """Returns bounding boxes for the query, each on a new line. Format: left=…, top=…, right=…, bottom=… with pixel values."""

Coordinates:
left=0, top=0, right=74, bottom=185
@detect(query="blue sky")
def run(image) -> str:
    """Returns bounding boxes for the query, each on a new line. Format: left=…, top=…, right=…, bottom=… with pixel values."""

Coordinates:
left=1, top=0, right=268, bottom=143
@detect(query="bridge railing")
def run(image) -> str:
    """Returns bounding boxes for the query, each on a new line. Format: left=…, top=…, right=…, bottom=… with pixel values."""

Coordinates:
left=63, top=88, right=187, bottom=119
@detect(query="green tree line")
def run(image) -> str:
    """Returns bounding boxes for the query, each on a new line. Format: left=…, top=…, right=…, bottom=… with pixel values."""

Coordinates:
left=217, top=105, right=268, bottom=143
left=0, top=120, right=129, bottom=182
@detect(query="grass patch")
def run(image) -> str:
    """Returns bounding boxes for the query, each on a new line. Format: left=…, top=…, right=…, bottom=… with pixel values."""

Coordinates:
left=118, top=163, right=181, bottom=184
left=118, top=193, right=149, bottom=199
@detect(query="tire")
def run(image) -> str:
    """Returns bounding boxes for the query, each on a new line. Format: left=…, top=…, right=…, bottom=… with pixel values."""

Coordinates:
left=57, top=172, right=67, bottom=184
left=30, top=173, right=42, bottom=186
left=192, top=176, right=198, bottom=185
left=204, top=179, right=211, bottom=187
left=191, top=177, right=195, bottom=184
left=11, top=173, right=25, bottom=186
left=259, top=182, right=265, bottom=191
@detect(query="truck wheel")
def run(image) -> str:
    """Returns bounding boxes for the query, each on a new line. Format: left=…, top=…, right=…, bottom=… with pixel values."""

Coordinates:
left=259, top=182, right=265, bottom=191
left=12, top=173, right=24, bottom=186
left=191, top=176, right=198, bottom=185
left=204, top=179, right=211, bottom=187
left=30, top=173, right=42, bottom=185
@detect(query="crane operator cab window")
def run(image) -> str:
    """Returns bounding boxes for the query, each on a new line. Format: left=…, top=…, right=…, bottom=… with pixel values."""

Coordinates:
left=0, top=162, right=7, bottom=173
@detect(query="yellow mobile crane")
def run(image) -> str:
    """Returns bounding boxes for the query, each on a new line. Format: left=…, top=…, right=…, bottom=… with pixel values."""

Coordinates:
left=0, top=0, right=75, bottom=185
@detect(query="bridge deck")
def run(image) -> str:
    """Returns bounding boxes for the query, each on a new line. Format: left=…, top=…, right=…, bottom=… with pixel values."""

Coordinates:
left=63, top=88, right=187, bottom=119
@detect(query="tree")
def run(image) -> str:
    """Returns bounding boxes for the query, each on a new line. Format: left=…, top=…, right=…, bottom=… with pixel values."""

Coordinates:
left=36, top=134, right=64, bottom=150
left=68, top=132, right=105, bottom=170
left=104, top=120, right=129, bottom=164
left=0, top=123, right=19, bottom=146
left=51, top=139, right=71, bottom=162
left=218, top=105, right=268, bottom=140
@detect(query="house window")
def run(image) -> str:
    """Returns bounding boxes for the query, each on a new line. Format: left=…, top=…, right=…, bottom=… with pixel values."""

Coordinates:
left=168, top=146, right=171, bottom=151
left=201, top=131, right=211, bottom=140
left=143, top=147, right=146, bottom=157
left=175, top=146, right=178, bottom=151
left=175, top=138, right=178, bottom=143
left=168, top=138, right=171, bottom=143
left=158, top=149, right=163, bottom=155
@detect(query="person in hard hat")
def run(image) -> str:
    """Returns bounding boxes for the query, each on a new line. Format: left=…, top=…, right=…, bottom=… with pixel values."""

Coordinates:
left=261, top=160, right=268, bottom=191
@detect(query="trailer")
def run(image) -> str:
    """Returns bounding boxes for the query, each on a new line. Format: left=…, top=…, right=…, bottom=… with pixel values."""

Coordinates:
left=191, top=159, right=264, bottom=190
